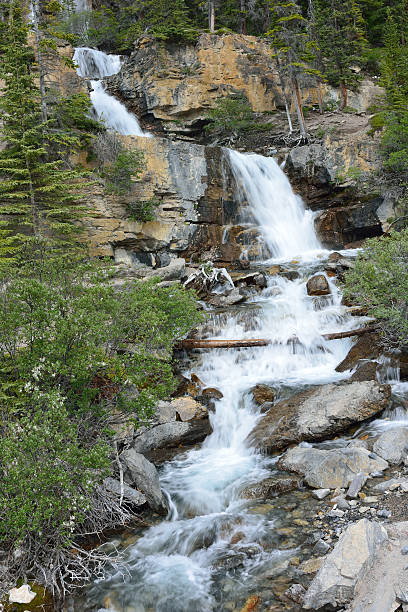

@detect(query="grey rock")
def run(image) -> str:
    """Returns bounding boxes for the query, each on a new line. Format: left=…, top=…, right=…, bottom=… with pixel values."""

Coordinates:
left=303, top=519, right=388, bottom=609
left=401, top=546, right=408, bottom=555
left=373, top=428, right=408, bottom=464
left=208, top=287, right=246, bottom=307
left=374, top=478, right=408, bottom=493
left=328, top=508, right=345, bottom=518
left=313, top=539, right=331, bottom=555
left=312, top=488, right=331, bottom=500
left=120, top=448, right=167, bottom=513
left=347, top=438, right=369, bottom=449
left=347, top=472, right=368, bottom=498
left=284, top=583, right=306, bottom=604
left=279, top=446, right=388, bottom=489
left=370, top=471, right=384, bottom=478
left=132, top=420, right=211, bottom=455
left=155, top=400, right=177, bottom=424
left=377, top=509, right=391, bottom=518
left=103, top=477, right=147, bottom=506
left=247, top=381, right=391, bottom=453
left=306, top=274, right=331, bottom=296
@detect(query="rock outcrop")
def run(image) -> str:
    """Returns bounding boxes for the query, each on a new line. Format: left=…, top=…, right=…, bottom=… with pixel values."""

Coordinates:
left=303, top=519, right=388, bottom=610
left=247, top=381, right=391, bottom=453
left=278, top=446, right=388, bottom=489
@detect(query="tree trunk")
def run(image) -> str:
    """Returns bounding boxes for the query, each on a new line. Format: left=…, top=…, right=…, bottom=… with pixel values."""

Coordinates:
left=209, top=1, right=215, bottom=32
left=178, top=326, right=376, bottom=350
left=317, top=80, right=323, bottom=114
left=275, top=55, right=293, bottom=134
left=240, top=0, right=246, bottom=34
left=340, top=80, right=347, bottom=110
left=32, top=0, right=47, bottom=123
left=292, top=75, right=307, bottom=138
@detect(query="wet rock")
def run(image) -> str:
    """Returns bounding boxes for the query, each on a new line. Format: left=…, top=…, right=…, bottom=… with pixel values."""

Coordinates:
left=103, top=477, right=147, bottom=507
left=279, top=446, right=388, bottom=489
left=120, top=448, right=167, bottom=513
left=303, top=519, right=388, bottom=610
left=373, top=428, right=408, bottom=464
left=284, top=583, right=306, bottom=604
left=306, top=274, right=331, bottom=296
left=234, top=271, right=267, bottom=288
left=299, top=556, right=325, bottom=575
left=313, top=539, right=331, bottom=556
left=213, top=552, right=246, bottom=571
left=250, top=384, right=275, bottom=405
left=335, top=331, right=381, bottom=373
left=132, top=420, right=212, bottom=459
left=350, top=359, right=378, bottom=382
left=312, top=489, right=330, bottom=500
left=201, top=387, right=223, bottom=400
left=247, top=381, right=391, bottom=453
left=241, top=476, right=301, bottom=499
left=346, top=472, right=367, bottom=498
left=208, top=287, right=246, bottom=307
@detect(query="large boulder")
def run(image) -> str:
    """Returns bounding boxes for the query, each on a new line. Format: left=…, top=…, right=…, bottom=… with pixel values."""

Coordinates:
left=103, top=476, right=147, bottom=507
left=373, top=428, right=408, bottom=465
left=120, top=448, right=167, bottom=513
left=302, top=519, right=388, bottom=610
left=306, top=274, right=331, bottom=296
left=247, top=381, right=391, bottom=453
left=335, top=331, right=382, bottom=373
left=278, top=446, right=388, bottom=489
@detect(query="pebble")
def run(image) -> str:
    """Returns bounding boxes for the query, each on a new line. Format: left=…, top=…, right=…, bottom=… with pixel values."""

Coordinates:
left=370, top=471, right=384, bottom=478
left=401, top=546, right=408, bottom=555
left=346, top=472, right=367, bottom=498
left=331, top=495, right=350, bottom=510
left=358, top=506, right=369, bottom=514
left=363, top=496, right=378, bottom=504
left=349, top=500, right=358, bottom=507
left=377, top=509, right=392, bottom=518
left=312, top=488, right=331, bottom=500
left=328, top=509, right=345, bottom=518
left=313, top=539, right=331, bottom=555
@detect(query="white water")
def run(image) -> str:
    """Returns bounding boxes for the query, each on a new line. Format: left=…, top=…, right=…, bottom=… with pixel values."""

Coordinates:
left=84, top=154, right=370, bottom=612
left=73, top=47, right=149, bottom=136
left=228, top=150, right=323, bottom=262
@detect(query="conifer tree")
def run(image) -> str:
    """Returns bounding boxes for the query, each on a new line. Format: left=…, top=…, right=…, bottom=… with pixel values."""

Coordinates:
left=313, top=0, right=366, bottom=110
left=0, top=1, right=90, bottom=255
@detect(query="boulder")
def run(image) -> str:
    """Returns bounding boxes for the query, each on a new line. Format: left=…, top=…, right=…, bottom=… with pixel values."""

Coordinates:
left=336, top=331, right=381, bottom=373
left=171, top=396, right=207, bottom=421
left=250, top=384, right=275, bottom=405
left=103, top=476, right=147, bottom=507
left=247, top=381, right=391, bottom=453
left=132, top=420, right=212, bottom=460
left=302, top=519, right=388, bottom=610
left=279, top=446, right=388, bottom=489
left=241, top=476, right=301, bottom=499
left=306, top=274, right=331, bottom=296
left=120, top=448, right=167, bottom=513
left=208, top=287, right=246, bottom=307
left=373, top=428, right=408, bottom=464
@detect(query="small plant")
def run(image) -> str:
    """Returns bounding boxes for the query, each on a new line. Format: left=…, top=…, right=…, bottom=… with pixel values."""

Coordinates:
left=126, top=199, right=160, bottom=223
left=205, top=94, right=254, bottom=134
left=314, top=126, right=328, bottom=139
left=342, top=105, right=358, bottom=114
left=369, top=112, right=386, bottom=136
left=324, top=99, right=338, bottom=112
left=93, top=132, right=146, bottom=196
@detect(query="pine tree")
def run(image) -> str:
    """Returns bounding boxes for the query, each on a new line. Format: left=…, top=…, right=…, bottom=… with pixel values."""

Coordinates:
left=0, top=1, right=89, bottom=255
left=314, top=0, right=366, bottom=110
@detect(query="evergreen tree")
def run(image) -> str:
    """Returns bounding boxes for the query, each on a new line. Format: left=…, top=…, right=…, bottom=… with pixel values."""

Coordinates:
left=120, top=0, right=196, bottom=42
left=314, top=0, right=366, bottom=109
left=0, top=2, right=91, bottom=255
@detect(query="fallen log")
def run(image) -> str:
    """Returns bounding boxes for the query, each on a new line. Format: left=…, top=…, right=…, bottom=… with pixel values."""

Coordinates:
left=178, top=326, right=376, bottom=351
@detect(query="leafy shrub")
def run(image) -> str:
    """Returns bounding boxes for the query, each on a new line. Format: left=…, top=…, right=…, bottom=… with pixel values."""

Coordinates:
left=205, top=95, right=254, bottom=134
left=369, top=112, right=386, bottom=135
left=344, top=229, right=408, bottom=350
left=126, top=199, right=160, bottom=222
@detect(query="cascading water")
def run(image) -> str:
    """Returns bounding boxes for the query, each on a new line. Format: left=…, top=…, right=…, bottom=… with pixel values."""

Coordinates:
left=80, top=152, right=369, bottom=612
left=228, top=149, right=322, bottom=262
left=73, top=47, right=149, bottom=136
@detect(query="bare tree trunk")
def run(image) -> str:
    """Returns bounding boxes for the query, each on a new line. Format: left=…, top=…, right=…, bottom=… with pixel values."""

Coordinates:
left=240, top=0, right=246, bottom=34
left=340, top=80, right=347, bottom=110
left=317, top=80, right=323, bottom=114
left=292, top=75, right=307, bottom=138
left=209, top=1, right=215, bottom=32
left=275, top=55, right=293, bottom=134
left=32, top=0, right=47, bottom=123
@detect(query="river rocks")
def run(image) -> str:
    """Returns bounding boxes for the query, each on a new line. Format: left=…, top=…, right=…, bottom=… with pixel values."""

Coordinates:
left=373, top=428, right=408, bottom=464
left=131, top=420, right=212, bottom=464
left=250, top=384, right=275, bottom=405
left=103, top=476, right=147, bottom=507
left=279, top=446, right=388, bottom=489
left=247, top=381, right=391, bottom=453
left=170, top=397, right=208, bottom=421
left=302, top=519, right=388, bottom=610
left=335, top=330, right=382, bottom=373
left=306, top=274, right=331, bottom=296
left=208, top=287, right=246, bottom=307
left=120, top=449, right=167, bottom=513
left=241, top=476, right=301, bottom=499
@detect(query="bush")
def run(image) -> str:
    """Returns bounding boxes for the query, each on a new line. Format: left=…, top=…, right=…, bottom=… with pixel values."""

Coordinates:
left=205, top=95, right=254, bottom=134
left=126, top=199, right=160, bottom=222
left=381, top=111, right=408, bottom=178
left=0, top=242, right=203, bottom=593
left=344, top=229, right=408, bottom=350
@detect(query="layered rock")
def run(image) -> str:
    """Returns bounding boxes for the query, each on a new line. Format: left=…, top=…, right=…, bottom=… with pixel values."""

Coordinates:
left=247, top=381, right=391, bottom=453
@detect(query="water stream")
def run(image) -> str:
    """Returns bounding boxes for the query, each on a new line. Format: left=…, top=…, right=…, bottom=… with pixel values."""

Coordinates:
left=73, top=47, right=149, bottom=136
left=75, top=149, right=386, bottom=611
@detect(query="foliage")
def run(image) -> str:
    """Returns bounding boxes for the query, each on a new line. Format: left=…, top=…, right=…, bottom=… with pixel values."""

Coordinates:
left=205, top=94, right=254, bottom=133
left=344, top=229, right=408, bottom=350
left=126, top=199, right=160, bottom=222
left=0, top=241, right=202, bottom=591
left=102, top=150, right=146, bottom=195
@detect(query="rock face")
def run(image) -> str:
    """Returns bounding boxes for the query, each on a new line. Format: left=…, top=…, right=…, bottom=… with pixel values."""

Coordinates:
left=247, top=381, right=391, bottom=453
left=303, top=519, right=388, bottom=610
left=279, top=446, right=388, bottom=489
left=120, top=448, right=167, bottom=513
left=373, top=428, right=408, bottom=464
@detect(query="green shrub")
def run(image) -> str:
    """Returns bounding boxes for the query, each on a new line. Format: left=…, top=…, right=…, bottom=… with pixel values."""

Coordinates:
left=344, top=229, right=408, bottom=350
left=205, top=95, right=254, bottom=134
left=369, top=112, right=386, bottom=135
left=126, top=199, right=160, bottom=222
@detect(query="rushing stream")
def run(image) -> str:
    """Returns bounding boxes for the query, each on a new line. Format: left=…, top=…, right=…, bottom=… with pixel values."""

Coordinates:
left=69, top=42, right=408, bottom=612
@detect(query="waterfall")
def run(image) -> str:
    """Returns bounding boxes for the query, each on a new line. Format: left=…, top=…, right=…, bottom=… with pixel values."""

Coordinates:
left=228, top=149, right=322, bottom=261
left=81, top=149, right=368, bottom=612
left=73, top=47, right=149, bottom=137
